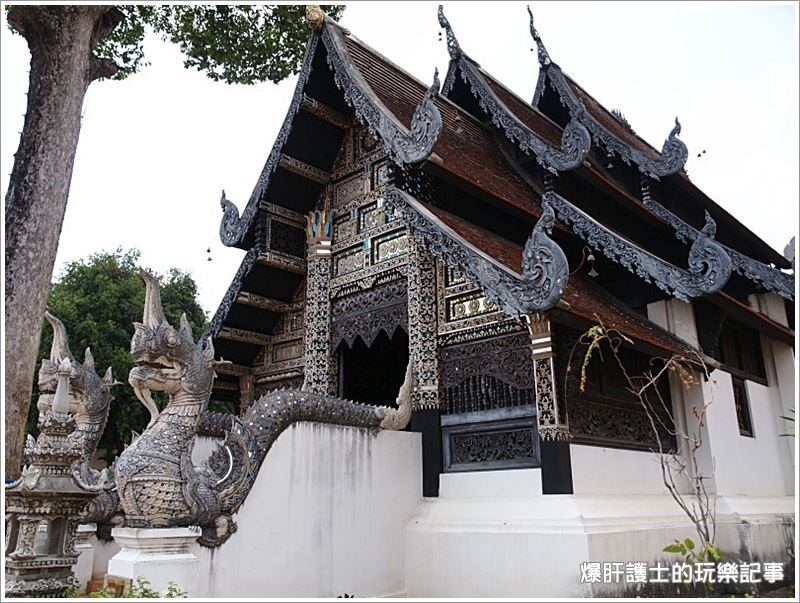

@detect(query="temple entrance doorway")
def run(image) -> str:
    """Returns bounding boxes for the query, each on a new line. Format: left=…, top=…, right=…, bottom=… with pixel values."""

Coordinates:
left=337, top=328, right=409, bottom=407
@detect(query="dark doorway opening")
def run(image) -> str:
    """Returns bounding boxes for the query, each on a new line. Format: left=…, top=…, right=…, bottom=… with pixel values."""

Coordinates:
left=338, top=328, right=409, bottom=406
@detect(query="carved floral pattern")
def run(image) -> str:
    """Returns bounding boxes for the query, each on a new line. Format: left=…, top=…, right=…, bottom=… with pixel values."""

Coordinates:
left=331, top=278, right=408, bottom=348
left=438, top=5, right=590, bottom=174
left=451, top=429, right=535, bottom=464
left=303, top=242, right=336, bottom=396
left=384, top=186, right=568, bottom=317
left=407, top=239, right=440, bottom=410
left=322, top=22, right=442, bottom=165
left=527, top=7, right=688, bottom=178
left=544, top=190, right=731, bottom=300
left=644, top=197, right=794, bottom=300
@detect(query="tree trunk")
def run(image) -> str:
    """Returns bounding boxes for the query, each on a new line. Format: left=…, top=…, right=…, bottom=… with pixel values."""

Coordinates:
left=4, top=6, right=121, bottom=479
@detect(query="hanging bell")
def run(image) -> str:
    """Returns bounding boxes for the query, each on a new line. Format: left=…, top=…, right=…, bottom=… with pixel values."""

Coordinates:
left=587, top=251, right=599, bottom=278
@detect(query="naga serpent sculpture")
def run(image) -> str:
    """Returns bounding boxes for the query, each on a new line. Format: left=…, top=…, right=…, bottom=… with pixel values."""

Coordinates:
left=114, top=270, right=412, bottom=545
left=35, top=312, right=117, bottom=466
left=31, top=312, right=119, bottom=526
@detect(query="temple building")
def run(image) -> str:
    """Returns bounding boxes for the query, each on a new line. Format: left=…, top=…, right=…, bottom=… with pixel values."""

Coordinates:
left=191, top=5, right=794, bottom=596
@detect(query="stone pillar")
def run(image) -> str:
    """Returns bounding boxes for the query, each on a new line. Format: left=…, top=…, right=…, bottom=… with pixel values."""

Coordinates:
left=302, top=210, right=336, bottom=396
left=107, top=527, right=201, bottom=596
left=526, top=314, right=573, bottom=494
left=407, top=241, right=442, bottom=497
left=238, top=373, right=255, bottom=414
left=74, top=523, right=97, bottom=594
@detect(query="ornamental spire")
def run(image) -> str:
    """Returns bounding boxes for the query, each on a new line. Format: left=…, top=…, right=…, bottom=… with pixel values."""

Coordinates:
left=527, top=5, right=552, bottom=66
left=437, top=5, right=462, bottom=60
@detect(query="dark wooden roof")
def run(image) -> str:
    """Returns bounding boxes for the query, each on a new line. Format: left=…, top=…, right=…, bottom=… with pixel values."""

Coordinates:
left=345, top=35, right=539, bottom=218
left=207, top=12, right=794, bottom=363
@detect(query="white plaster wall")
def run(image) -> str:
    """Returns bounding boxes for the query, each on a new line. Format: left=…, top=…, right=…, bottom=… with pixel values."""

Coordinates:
left=768, top=340, right=797, bottom=488
left=749, top=292, right=796, bottom=492
left=404, top=494, right=794, bottom=598
left=704, top=370, right=791, bottom=496
left=647, top=297, right=795, bottom=498
left=439, top=468, right=542, bottom=498
left=570, top=444, right=668, bottom=495
left=191, top=422, right=421, bottom=598
left=89, top=536, right=120, bottom=580
left=404, top=495, right=592, bottom=598
left=646, top=299, right=699, bottom=348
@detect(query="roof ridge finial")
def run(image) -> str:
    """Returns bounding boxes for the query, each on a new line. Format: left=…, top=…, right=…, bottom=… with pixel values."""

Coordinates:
left=437, top=5, right=462, bottom=60
left=429, top=68, right=441, bottom=97
left=527, top=5, right=551, bottom=66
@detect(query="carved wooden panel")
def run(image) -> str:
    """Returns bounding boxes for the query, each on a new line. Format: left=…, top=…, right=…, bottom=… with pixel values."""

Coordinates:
left=441, top=408, right=540, bottom=472
left=435, top=260, right=511, bottom=338
left=372, top=231, right=409, bottom=264
left=441, top=331, right=536, bottom=415
left=331, top=278, right=408, bottom=348
left=334, top=246, right=364, bottom=277
left=554, top=324, right=677, bottom=451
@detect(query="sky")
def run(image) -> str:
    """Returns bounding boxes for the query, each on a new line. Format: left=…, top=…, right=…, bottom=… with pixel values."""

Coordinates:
left=1, top=2, right=798, bottom=317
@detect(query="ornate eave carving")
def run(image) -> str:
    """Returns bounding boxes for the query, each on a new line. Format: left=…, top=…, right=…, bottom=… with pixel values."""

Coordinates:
left=214, top=362, right=252, bottom=377
left=257, top=251, right=307, bottom=274
left=331, top=278, right=408, bottom=348
left=321, top=21, right=443, bottom=165
left=543, top=190, right=732, bottom=300
left=643, top=196, right=795, bottom=301
left=236, top=291, right=301, bottom=314
left=217, top=326, right=271, bottom=347
left=437, top=5, right=590, bottom=174
left=527, top=7, right=688, bottom=179
left=219, top=34, right=321, bottom=248
left=278, top=154, right=331, bottom=184
left=204, top=247, right=260, bottom=342
left=383, top=186, right=568, bottom=317
left=220, top=19, right=443, bottom=249
left=300, top=93, right=353, bottom=129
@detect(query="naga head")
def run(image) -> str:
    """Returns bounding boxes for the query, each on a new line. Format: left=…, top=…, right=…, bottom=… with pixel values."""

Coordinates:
left=36, top=311, right=116, bottom=460
left=129, top=270, right=218, bottom=425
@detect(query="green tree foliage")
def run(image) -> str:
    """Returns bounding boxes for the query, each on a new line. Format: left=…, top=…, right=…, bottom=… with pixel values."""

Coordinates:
left=94, top=5, right=345, bottom=83
left=28, top=249, right=231, bottom=461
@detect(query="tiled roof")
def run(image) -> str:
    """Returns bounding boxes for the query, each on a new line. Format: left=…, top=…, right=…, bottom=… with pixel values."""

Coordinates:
left=563, top=74, right=662, bottom=161
left=342, top=30, right=792, bottom=345
left=555, top=72, right=790, bottom=269
left=480, top=68, right=563, bottom=147
left=345, top=36, right=539, bottom=218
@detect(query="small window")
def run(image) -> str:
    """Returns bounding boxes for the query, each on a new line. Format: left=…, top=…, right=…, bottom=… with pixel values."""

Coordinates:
left=732, top=377, right=754, bottom=437
left=694, top=300, right=767, bottom=384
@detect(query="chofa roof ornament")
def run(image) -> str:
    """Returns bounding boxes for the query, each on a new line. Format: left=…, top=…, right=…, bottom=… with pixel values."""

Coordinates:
left=527, top=5, right=551, bottom=66
left=323, top=20, right=443, bottom=164
left=527, top=5, right=689, bottom=178
left=544, top=190, right=732, bottom=300
left=384, top=186, right=568, bottom=316
left=643, top=185, right=795, bottom=301
left=438, top=4, right=589, bottom=174
left=437, top=4, right=465, bottom=61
